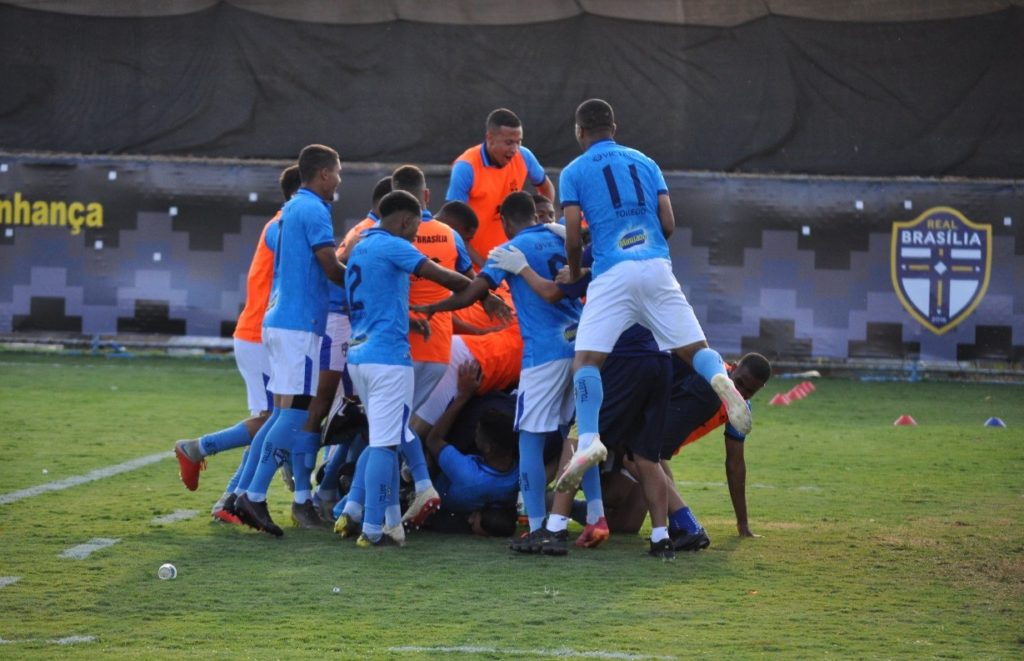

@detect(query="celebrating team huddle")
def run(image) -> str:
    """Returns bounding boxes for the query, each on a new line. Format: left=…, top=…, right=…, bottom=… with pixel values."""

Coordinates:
left=173, top=99, right=771, bottom=560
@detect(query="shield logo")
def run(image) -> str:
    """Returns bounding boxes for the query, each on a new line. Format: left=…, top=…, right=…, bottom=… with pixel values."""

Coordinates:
left=890, top=206, right=991, bottom=335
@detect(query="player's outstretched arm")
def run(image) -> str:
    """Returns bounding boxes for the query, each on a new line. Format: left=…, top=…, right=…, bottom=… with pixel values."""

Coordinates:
left=564, top=206, right=584, bottom=281
left=725, top=437, right=759, bottom=537
left=418, top=259, right=473, bottom=292
left=424, top=361, right=481, bottom=460
left=415, top=276, right=491, bottom=316
left=658, top=193, right=676, bottom=240
left=535, top=175, right=555, bottom=202
left=314, top=245, right=346, bottom=285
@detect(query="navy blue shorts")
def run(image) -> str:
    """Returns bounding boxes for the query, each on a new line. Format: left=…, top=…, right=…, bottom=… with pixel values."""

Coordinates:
left=598, top=352, right=671, bottom=462
left=658, top=375, right=723, bottom=459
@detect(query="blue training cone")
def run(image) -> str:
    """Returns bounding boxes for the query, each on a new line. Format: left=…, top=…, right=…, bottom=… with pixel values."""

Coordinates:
left=984, top=417, right=1007, bottom=428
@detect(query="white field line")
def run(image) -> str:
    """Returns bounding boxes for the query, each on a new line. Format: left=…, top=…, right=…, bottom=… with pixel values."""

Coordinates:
left=0, top=635, right=96, bottom=645
left=0, top=577, right=21, bottom=588
left=0, top=451, right=171, bottom=506
left=59, top=538, right=120, bottom=560
left=151, top=509, right=198, bottom=525
left=388, top=646, right=677, bottom=660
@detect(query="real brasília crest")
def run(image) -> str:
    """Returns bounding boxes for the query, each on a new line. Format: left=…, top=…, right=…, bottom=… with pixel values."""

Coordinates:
left=891, top=207, right=991, bottom=335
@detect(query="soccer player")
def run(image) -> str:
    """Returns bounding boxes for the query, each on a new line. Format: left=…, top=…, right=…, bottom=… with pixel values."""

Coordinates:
left=556, top=99, right=753, bottom=557
left=446, top=108, right=555, bottom=267
left=489, top=241, right=675, bottom=556
left=416, top=192, right=584, bottom=556
left=660, top=353, right=771, bottom=549
left=421, top=361, right=519, bottom=530
left=173, top=164, right=301, bottom=523
left=233, top=144, right=346, bottom=537
left=388, top=164, right=475, bottom=527
left=343, top=190, right=480, bottom=547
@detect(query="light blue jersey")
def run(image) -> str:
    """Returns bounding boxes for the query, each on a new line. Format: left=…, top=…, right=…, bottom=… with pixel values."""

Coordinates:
left=559, top=139, right=670, bottom=277
left=434, top=445, right=519, bottom=513
left=480, top=224, right=582, bottom=368
left=346, top=228, right=427, bottom=367
left=263, top=188, right=337, bottom=333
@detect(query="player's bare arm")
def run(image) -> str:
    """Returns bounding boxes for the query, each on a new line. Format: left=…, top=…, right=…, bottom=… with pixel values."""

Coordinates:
left=424, top=360, right=481, bottom=460
left=535, top=175, right=556, bottom=201
left=314, top=245, right=346, bottom=285
left=414, top=276, right=491, bottom=317
left=564, top=205, right=584, bottom=281
left=725, top=437, right=758, bottom=537
left=657, top=193, right=675, bottom=239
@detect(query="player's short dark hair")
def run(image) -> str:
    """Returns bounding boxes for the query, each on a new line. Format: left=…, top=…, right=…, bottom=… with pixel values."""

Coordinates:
left=738, top=352, right=772, bottom=383
left=477, top=407, right=516, bottom=457
left=500, top=191, right=537, bottom=226
left=575, top=98, right=615, bottom=132
left=297, top=144, right=340, bottom=184
left=371, top=176, right=393, bottom=204
left=533, top=194, right=554, bottom=208
left=437, top=200, right=478, bottom=232
left=378, top=190, right=421, bottom=219
left=279, top=165, right=301, bottom=201
left=486, top=108, right=521, bottom=132
left=391, top=164, right=426, bottom=196
left=478, top=505, right=517, bottom=537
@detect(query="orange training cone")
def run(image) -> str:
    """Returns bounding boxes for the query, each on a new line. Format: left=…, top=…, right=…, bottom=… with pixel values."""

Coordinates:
left=769, top=393, right=790, bottom=406
left=893, top=414, right=917, bottom=426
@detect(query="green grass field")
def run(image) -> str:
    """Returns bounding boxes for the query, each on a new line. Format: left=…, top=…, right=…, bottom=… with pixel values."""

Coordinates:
left=0, top=351, right=1022, bottom=659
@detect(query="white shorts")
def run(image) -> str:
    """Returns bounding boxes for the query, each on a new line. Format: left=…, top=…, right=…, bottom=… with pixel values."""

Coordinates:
left=319, top=312, right=351, bottom=372
left=575, top=258, right=706, bottom=353
left=263, top=327, right=322, bottom=396
left=233, top=337, right=272, bottom=415
left=412, top=360, right=448, bottom=413
left=348, top=363, right=415, bottom=448
left=514, top=357, right=574, bottom=434
left=414, top=336, right=474, bottom=425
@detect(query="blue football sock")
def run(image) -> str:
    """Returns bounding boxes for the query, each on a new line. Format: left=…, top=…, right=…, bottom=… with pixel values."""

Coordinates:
left=235, top=408, right=280, bottom=494
left=344, top=447, right=369, bottom=518
left=669, top=506, right=703, bottom=534
left=400, top=431, right=432, bottom=492
left=291, top=431, right=319, bottom=503
left=385, top=457, right=401, bottom=528
left=581, top=465, right=602, bottom=505
left=224, top=448, right=249, bottom=493
left=518, top=431, right=548, bottom=531
left=246, top=408, right=306, bottom=501
left=318, top=441, right=350, bottom=496
left=573, top=365, right=603, bottom=438
left=363, top=446, right=398, bottom=529
left=198, top=421, right=252, bottom=456
left=692, top=347, right=727, bottom=385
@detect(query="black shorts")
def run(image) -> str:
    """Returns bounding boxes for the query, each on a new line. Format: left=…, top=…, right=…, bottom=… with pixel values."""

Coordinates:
left=598, top=352, right=671, bottom=462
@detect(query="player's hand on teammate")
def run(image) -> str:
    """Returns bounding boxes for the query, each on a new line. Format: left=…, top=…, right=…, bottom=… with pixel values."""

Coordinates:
left=455, top=360, right=482, bottom=396
left=411, top=303, right=435, bottom=318
left=482, top=293, right=513, bottom=324
left=542, top=222, right=567, bottom=239
left=409, top=316, right=431, bottom=339
left=488, top=245, right=529, bottom=274
left=555, top=265, right=589, bottom=285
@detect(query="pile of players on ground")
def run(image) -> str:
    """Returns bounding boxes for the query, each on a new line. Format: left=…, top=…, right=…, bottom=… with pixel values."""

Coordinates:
left=173, top=100, right=772, bottom=561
